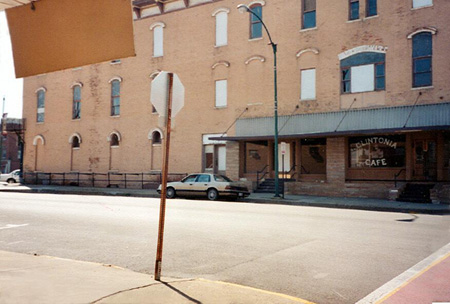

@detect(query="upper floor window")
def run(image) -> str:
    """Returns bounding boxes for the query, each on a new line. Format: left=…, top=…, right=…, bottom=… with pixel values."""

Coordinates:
left=349, top=0, right=359, bottom=20
left=72, top=85, right=81, bottom=120
left=150, top=23, right=165, bottom=57
left=302, top=0, right=316, bottom=29
left=215, top=10, right=228, bottom=47
left=412, top=32, right=432, bottom=87
left=250, top=4, right=263, bottom=39
left=110, top=79, right=121, bottom=116
left=215, top=80, right=227, bottom=108
left=301, top=69, right=316, bottom=100
left=413, top=0, right=432, bottom=8
left=341, top=52, right=385, bottom=93
left=36, top=88, right=46, bottom=123
left=366, top=0, right=377, bottom=17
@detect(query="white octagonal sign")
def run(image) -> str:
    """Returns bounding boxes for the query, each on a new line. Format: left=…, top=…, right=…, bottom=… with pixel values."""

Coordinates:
left=151, top=71, right=185, bottom=119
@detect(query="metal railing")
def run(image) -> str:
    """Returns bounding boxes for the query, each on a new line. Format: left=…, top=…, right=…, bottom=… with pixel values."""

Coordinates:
left=23, top=171, right=188, bottom=189
left=394, top=168, right=406, bottom=187
left=256, top=165, right=269, bottom=187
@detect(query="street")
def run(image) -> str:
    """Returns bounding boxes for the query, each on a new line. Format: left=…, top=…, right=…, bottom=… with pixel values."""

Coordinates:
left=1, top=192, right=449, bottom=304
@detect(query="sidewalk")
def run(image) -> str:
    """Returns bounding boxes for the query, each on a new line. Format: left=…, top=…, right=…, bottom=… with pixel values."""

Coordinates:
left=1, top=183, right=449, bottom=214
left=0, top=250, right=311, bottom=304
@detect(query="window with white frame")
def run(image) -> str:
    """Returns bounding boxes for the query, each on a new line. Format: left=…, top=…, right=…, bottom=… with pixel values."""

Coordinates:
left=413, top=0, right=432, bottom=8
left=215, top=11, right=228, bottom=46
left=301, top=69, right=316, bottom=100
left=341, top=52, right=385, bottom=94
left=153, top=25, right=164, bottom=57
left=215, top=80, right=227, bottom=108
left=36, top=88, right=45, bottom=123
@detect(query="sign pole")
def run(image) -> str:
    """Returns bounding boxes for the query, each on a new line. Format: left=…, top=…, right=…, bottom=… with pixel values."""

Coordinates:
left=154, top=73, right=173, bottom=281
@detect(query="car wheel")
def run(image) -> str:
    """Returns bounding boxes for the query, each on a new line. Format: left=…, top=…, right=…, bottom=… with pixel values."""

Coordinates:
left=207, top=188, right=219, bottom=201
left=7, top=178, right=16, bottom=184
left=166, top=187, right=176, bottom=199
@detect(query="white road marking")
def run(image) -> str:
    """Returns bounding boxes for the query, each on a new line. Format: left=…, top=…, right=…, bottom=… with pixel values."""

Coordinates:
left=356, top=241, right=450, bottom=304
left=0, top=224, right=29, bottom=230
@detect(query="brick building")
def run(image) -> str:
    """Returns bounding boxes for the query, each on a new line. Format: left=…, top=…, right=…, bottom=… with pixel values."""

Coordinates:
left=22, top=0, right=450, bottom=201
left=0, top=117, right=24, bottom=173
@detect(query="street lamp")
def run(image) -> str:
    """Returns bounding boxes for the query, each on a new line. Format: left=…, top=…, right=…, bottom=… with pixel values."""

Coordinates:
left=237, top=4, right=280, bottom=197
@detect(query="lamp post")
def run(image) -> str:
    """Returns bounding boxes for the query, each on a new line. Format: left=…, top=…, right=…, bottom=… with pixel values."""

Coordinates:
left=237, top=4, right=280, bottom=197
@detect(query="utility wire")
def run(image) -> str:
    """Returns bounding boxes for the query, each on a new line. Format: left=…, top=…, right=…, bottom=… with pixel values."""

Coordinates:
left=278, top=105, right=300, bottom=134
left=403, top=92, right=422, bottom=128
left=335, top=98, right=357, bottom=132
left=220, top=107, right=248, bottom=138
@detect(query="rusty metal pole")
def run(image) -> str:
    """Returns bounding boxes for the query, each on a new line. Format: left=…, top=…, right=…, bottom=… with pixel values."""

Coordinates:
left=154, top=73, right=173, bottom=281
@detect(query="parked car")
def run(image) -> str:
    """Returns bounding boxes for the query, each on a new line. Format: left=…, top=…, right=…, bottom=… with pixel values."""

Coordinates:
left=157, top=173, right=250, bottom=201
left=0, top=169, right=21, bottom=184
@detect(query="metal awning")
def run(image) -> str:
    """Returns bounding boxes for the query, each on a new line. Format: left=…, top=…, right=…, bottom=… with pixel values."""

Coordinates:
left=210, top=102, right=450, bottom=141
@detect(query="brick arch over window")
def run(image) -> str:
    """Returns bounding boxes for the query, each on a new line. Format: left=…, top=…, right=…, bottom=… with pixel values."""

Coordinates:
left=296, top=47, right=320, bottom=59
left=69, top=133, right=82, bottom=148
left=33, top=134, right=45, bottom=146
left=407, top=27, right=437, bottom=39
left=245, top=55, right=266, bottom=65
left=107, top=131, right=122, bottom=147
left=148, top=128, right=163, bottom=145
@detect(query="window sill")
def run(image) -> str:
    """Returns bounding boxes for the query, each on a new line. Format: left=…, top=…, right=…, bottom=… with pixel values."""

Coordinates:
left=152, top=143, right=162, bottom=147
left=72, top=67, right=82, bottom=71
left=110, top=146, right=119, bottom=149
left=153, top=55, right=164, bottom=58
left=299, top=27, right=317, bottom=33
left=411, top=4, right=433, bottom=10
left=301, top=98, right=316, bottom=101
left=215, top=106, right=227, bottom=109
left=363, top=15, right=378, bottom=20
left=36, top=122, right=44, bottom=124
left=411, top=86, right=433, bottom=90
left=111, top=115, right=121, bottom=118
left=72, top=148, right=80, bottom=151
left=72, top=118, right=81, bottom=121
left=214, top=44, right=227, bottom=48
left=346, top=19, right=361, bottom=23
left=110, top=60, right=121, bottom=65
left=248, top=37, right=263, bottom=42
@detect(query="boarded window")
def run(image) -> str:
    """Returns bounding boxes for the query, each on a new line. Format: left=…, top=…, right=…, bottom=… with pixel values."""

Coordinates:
left=301, top=69, right=316, bottom=100
left=153, top=26, right=163, bottom=57
left=215, top=80, right=227, bottom=108
left=216, top=12, right=228, bottom=46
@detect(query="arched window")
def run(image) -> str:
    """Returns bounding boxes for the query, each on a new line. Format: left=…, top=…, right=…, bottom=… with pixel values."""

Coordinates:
left=340, top=52, right=385, bottom=93
left=72, top=84, right=82, bottom=119
left=249, top=4, right=262, bottom=39
left=412, top=32, right=432, bottom=88
left=150, top=23, right=165, bottom=57
left=72, top=136, right=80, bottom=149
left=110, top=134, right=119, bottom=147
left=152, top=130, right=162, bottom=145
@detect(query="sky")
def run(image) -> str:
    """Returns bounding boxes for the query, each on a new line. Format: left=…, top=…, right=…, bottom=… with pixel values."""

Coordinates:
left=0, top=11, right=23, bottom=118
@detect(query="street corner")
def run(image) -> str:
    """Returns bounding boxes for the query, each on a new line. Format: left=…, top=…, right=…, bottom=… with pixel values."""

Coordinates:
left=357, top=242, right=450, bottom=304
left=93, top=278, right=316, bottom=304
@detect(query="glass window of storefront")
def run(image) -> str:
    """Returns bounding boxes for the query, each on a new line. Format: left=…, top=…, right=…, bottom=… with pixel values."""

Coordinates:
left=349, top=135, right=406, bottom=168
left=444, top=133, right=450, bottom=168
left=301, top=138, right=326, bottom=174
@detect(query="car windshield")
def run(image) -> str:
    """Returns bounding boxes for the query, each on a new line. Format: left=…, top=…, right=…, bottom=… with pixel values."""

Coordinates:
left=182, top=175, right=198, bottom=183
left=214, top=175, right=232, bottom=182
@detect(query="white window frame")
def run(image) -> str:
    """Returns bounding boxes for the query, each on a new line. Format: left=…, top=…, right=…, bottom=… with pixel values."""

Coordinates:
left=215, top=80, right=227, bottom=108
left=300, top=69, right=316, bottom=100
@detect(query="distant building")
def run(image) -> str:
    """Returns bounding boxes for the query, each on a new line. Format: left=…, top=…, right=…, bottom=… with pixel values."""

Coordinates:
left=0, top=117, right=24, bottom=173
left=21, top=0, right=449, bottom=201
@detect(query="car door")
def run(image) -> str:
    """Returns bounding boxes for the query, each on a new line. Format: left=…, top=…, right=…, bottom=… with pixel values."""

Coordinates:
left=178, top=174, right=198, bottom=196
left=194, top=174, right=211, bottom=195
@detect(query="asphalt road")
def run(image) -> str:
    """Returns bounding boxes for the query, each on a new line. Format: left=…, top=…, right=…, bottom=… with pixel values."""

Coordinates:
left=1, top=192, right=449, bottom=304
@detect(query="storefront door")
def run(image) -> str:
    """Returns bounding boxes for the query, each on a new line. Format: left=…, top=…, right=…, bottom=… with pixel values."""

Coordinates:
left=413, top=139, right=437, bottom=180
